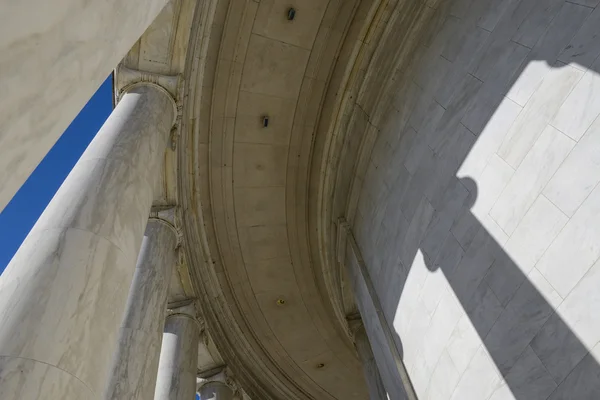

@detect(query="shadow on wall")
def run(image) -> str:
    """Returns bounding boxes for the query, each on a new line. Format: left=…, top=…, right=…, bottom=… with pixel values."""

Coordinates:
left=353, top=1, right=600, bottom=399
left=422, top=177, right=595, bottom=399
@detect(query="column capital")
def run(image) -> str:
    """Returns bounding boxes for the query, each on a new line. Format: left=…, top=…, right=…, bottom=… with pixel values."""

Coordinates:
left=149, top=206, right=182, bottom=247
left=197, top=367, right=240, bottom=393
left=115, top=66, right=181, bottom=136
left=167, top=302, right=197, bottom=319
left=346, top=313, right=364, bottom=340
left=119, top=81, right=178, bottom=128
left=166, top=300, right=205, bottom=332
left=116, top=65, right=180, bottom=98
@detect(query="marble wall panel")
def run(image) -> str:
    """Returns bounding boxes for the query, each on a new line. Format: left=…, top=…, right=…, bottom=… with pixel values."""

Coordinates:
left=348, top=0, right=600, bottom=398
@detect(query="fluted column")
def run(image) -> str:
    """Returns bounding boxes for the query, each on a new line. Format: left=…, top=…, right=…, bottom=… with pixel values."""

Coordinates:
left=0, top=0, right=171, bottom=213
left=154, top=305, right=200, bottom=400
left=104, top=220, right=178, bottom=400
left=0, top=83, right=176, bottom=400
left=348, top=316, right=388, bottom=400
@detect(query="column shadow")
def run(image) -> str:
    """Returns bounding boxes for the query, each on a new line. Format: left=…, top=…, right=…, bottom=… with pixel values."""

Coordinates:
left=357, top=1, right=600, bottom=398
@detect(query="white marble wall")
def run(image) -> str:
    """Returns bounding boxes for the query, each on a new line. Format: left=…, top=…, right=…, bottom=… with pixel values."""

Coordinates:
left=0, top=85, right=175, bottom=399
left=354, top=1, right=600, bottom=399
left=0, top=0, right=169, bottom=212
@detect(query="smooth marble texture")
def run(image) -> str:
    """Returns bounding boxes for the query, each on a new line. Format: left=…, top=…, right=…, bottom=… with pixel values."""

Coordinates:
left=0, top=84, right=174, bottom=398
left=154, top=306, right=200, bottom=400
left=0, top=356, right=92, bottom=400
left=104, top=221, right=177, bottom=400
left=346, top=1, right=600, bottom=399
left=0, top=0, right=170, bottom=213
left=349, top=318, right=388, bottom=400
left=544, top=114, right=600, bottom=217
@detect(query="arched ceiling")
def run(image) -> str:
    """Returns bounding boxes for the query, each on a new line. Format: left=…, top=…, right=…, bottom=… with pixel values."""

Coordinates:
left=116, top=0, right=600, bottom=398
left=124, top=0, right=431, bottom=398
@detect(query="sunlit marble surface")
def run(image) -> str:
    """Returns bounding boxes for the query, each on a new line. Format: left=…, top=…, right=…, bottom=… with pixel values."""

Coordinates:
left=0, top=85, right=174, bottom=398
left=349, top=1, right=600, bottom=398
left=0, top=356, right=92, bottom=399
left=0, top=0, right=169, bottom=212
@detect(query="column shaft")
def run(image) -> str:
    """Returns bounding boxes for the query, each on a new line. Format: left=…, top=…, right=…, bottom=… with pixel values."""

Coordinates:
left=352, top=321, right=388, bottom=400
left=0, top=0, right=170, bottom=212
left=154, top=308, right=200, bottom=400
left=104, top=221, right=177, bottom=400
left=341, top=220, right=415, bottom=399
left=0, top=84, right=175, bottom=399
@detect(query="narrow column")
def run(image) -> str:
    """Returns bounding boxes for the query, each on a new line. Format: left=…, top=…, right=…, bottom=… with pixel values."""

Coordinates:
left=338, top=219, right=415, bottom=399
left=154, top=305, right=200, bottom=400
left=197, top=371, right=236, bottom=400
left=0, top=83, right=175, bottom=399
left=348, top=316, right=388, bottom=400
left=104, top=220, right=178, bottom=400
left=0, top=0, right=171, bottom=212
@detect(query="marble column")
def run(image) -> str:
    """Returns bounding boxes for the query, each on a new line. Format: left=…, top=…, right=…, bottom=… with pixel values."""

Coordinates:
left=0, top=83, right=176, bottom=399
left=0, top=0, right=171, bottom=213
left=197, top=371, right=237, bottom=400
left=104, top=220, right=178, bottom=400
left=348, top=316, right=388, bottom=400
left=154, top=305, right=200, bottom=400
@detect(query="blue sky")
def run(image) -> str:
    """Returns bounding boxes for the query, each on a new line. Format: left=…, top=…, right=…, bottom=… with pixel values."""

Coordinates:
left=0, top=76, right=114, bottom=275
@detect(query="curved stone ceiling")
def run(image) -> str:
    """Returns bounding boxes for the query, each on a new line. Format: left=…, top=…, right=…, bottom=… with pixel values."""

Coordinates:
left=113, top=0, right=600, bottom=398
left=177, top=0, right=401, bottom=398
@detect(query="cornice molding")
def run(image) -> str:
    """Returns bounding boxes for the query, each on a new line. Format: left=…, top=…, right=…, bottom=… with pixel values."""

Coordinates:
left=312, top=0, right=436, bottom=342
left=177, top=1, right=286, bottom=399
left=115, top=65, right=180, bottom=98
left=311, top=0, right=401, bottom=335
left=345, top=312, right=364, bottom=341
left=115, top=66, right=183, bottom=146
